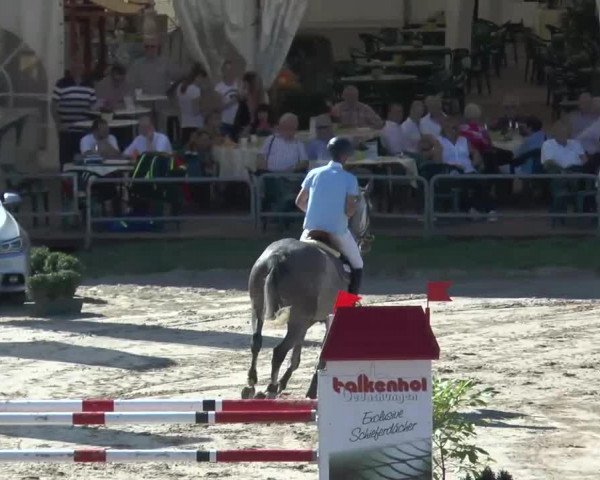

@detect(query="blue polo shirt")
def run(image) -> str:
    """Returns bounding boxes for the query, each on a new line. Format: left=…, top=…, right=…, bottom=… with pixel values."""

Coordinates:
left=302, top=161, right=359, bottom=235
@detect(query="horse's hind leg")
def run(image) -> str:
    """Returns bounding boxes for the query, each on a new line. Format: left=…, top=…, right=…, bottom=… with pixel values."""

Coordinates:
left=242, top=308, right=264, bottom=399
left=266, top=321, right=306, bottom=397
left=278, top=330, right=307, bottom=394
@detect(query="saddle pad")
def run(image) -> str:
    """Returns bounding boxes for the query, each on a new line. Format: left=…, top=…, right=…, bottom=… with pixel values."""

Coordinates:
left=300, top=238, right=341, bottom=258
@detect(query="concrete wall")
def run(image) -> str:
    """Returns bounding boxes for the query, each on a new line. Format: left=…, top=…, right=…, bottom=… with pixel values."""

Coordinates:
left=301, top=0, right=405, bottom=28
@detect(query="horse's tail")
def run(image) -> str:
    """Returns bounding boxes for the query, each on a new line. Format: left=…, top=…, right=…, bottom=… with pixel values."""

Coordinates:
left=263, top=264, right=280, bottom=321
left=263, top=256, right=284, bottom=321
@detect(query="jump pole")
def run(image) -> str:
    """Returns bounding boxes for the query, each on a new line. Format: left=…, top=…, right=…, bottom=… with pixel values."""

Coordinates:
left=0, top=410, right=316, bottom=426
left=0, top=449, right=318, bottom=463
left=0, top=398, right=317, bottom=413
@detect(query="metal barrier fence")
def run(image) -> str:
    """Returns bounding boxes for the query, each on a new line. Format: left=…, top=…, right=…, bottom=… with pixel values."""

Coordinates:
left=85, top=176, right=256, bottom=248
left=429, top=173, right=600, bottom=235
left=255, top=173, right=430, bottom=231
left=6, top=173, right=79, bottom=225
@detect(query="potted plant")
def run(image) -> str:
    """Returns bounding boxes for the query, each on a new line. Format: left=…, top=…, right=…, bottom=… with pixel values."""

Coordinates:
left=26, top=247, right=84, bottom=316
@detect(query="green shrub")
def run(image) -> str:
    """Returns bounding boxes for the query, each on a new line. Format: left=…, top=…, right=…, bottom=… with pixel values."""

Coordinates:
left=28, top=247, right=84, bottom=301
left=27, top=271, right=82, bottom=301
left=30, top=247, right=51, bottom=276
left=50, top=252, right=83, bottom=275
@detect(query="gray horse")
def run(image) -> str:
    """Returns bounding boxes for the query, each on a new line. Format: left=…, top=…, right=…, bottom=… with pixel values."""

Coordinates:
left=242, top=183, right=373, bottom=399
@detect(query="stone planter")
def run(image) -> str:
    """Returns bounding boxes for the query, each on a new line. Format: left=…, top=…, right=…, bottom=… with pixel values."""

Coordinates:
left=29, top=296, right=84, bottom=317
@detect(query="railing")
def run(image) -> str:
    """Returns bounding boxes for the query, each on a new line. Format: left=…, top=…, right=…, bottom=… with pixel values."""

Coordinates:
left=85, top=176, right=256, bottom=248
left=429, top=173, right=600, bottom=235
left=22, top=170, right=598, bottom=244
left=5, top=172, right=79, bottom=226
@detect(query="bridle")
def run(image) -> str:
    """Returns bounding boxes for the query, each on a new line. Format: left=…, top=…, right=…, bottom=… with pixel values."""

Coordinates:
left=350, top=186, right=375, bottom=255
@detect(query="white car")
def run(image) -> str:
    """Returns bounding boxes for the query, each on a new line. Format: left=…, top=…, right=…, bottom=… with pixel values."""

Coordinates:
left=0, top=192, right=30, bottom=305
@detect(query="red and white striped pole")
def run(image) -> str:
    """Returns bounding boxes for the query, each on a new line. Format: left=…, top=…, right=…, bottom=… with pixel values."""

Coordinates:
left=0, top=398, right=318, bottom=413
left=0, top=410, right=317, bottom=426
left=0, top=449, right=318, bottom=463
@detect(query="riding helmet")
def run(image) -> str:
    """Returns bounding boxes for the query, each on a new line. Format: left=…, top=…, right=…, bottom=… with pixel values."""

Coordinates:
left=327, top=136, right=354, bottom=160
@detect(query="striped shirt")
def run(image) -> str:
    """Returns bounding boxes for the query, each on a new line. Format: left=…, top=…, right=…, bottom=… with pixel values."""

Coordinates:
left=261, top=134, right=307, bottom=172
left=53, top=77, right=96, bottom=129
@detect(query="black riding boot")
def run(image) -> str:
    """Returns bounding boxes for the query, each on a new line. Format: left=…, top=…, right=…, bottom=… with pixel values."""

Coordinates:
left=348, top=268, right=363, bottom=295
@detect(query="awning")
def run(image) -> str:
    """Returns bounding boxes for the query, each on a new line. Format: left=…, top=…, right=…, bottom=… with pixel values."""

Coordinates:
left=89, top=0, right=152, bottom=15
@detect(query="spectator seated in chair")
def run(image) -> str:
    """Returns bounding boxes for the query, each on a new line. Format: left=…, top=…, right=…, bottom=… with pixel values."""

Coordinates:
left=380, top=103, right=406, bottom=156
left=459, top=103, right=492, bottom=155
left=250, top=103, right=275, bottom=138
left=306, top=114, right=335, bottom=164
left=541, top=121, right=588, bottom=172
left=420, top=95, right=447, bottom=137
left=124, top=115, right=173, bottom=160
left=205, top=110, right=226, bottom=146
left=257, top=113, right=308, bottom=223
left=400, top=100, right=425, bottom=157
left=79, top=118, right=121, bottom=158
left=433, top=116, right=497, bottom=220
left=331, top=85, right=384, bottom=129
left=512, top=116, right=546, bottom=174
left=183, top=129, right=218, bottom=177
left=258, top=113, right=308, bottom=173
left=94, top=63, right=133, bottom=111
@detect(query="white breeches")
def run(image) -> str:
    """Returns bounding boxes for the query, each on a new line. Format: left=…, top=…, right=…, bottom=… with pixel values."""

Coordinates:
left=301, top=229, right=364, bottom=269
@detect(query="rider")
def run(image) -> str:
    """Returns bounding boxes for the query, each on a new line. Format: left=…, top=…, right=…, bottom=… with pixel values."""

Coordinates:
left=295, top=137, right=363, bottom=294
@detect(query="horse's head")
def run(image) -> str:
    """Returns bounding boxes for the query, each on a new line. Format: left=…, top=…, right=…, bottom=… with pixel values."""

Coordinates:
left=349, top=180, right=375, bottom=255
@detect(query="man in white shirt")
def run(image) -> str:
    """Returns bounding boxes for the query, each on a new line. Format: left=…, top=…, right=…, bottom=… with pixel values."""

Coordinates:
left=542, top=121, right=587, bottom=170
left=420, top=95, right=446, bottom=137
left=434, top=117, right=495, bottom=218
left=380, top=103, right=405, bottom=155
left=400, top=100, right=425, bottom=155
left=80, top=118, right=120, bottom=157
left=214, top=60, right=240, bottom=138
left=124, top=115, right=172, bottom=158
left=435, top=117, right=481, bottom=173
left=259, top=113, right=308, bottom=172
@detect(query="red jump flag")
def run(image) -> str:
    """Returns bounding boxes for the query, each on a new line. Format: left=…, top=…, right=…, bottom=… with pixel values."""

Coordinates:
left=427, top=281, right=452, bottom=302
left=334, top=291, right=362, bottom=312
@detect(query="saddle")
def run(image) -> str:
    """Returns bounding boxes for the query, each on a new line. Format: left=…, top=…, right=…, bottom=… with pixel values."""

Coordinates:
left=300, top=230, right=341, bottom=259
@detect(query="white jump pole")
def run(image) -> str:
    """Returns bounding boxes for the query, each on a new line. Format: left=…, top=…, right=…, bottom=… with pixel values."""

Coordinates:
left=0, top=410, right=317, bottom=426
left=0, top=449, right=318, bottom=463
left=0, top=398, right=317, bottom=413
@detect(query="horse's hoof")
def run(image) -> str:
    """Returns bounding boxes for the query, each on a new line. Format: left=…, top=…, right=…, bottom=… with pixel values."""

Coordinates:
left=241, top=386, right=255, bottom=399
left=254, top=391, right=267, bottom=399
left=266, top=390, right=278, bottom=399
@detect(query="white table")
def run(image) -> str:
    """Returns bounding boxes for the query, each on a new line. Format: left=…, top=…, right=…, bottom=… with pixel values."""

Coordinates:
left=72, top=119, right=139, bottom=130
left=401, top=28, right=445, bottom=34
left=113, top=106, right=152, bottom=117
left=380, top=45, right=451, bottom=54
left=63, top=159, right=134, bottom=178
left=340, top=74, right=417, bottom=83
left=355, top=60, right=434, bottom=71
left=492, top=135, right=523, bottom=154
left=135, top=94, right=169, bottom=103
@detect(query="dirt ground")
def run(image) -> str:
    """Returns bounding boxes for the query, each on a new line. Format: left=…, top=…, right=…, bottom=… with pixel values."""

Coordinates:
left=0, top=269, right=599, bottom=480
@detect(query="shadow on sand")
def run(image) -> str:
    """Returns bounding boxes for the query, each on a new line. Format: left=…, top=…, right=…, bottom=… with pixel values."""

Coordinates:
left=3, top=319, right=321, bottom=350
left=464, top=409, right=557, bottom=431
left=0, top=341, right=176, bottom=371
